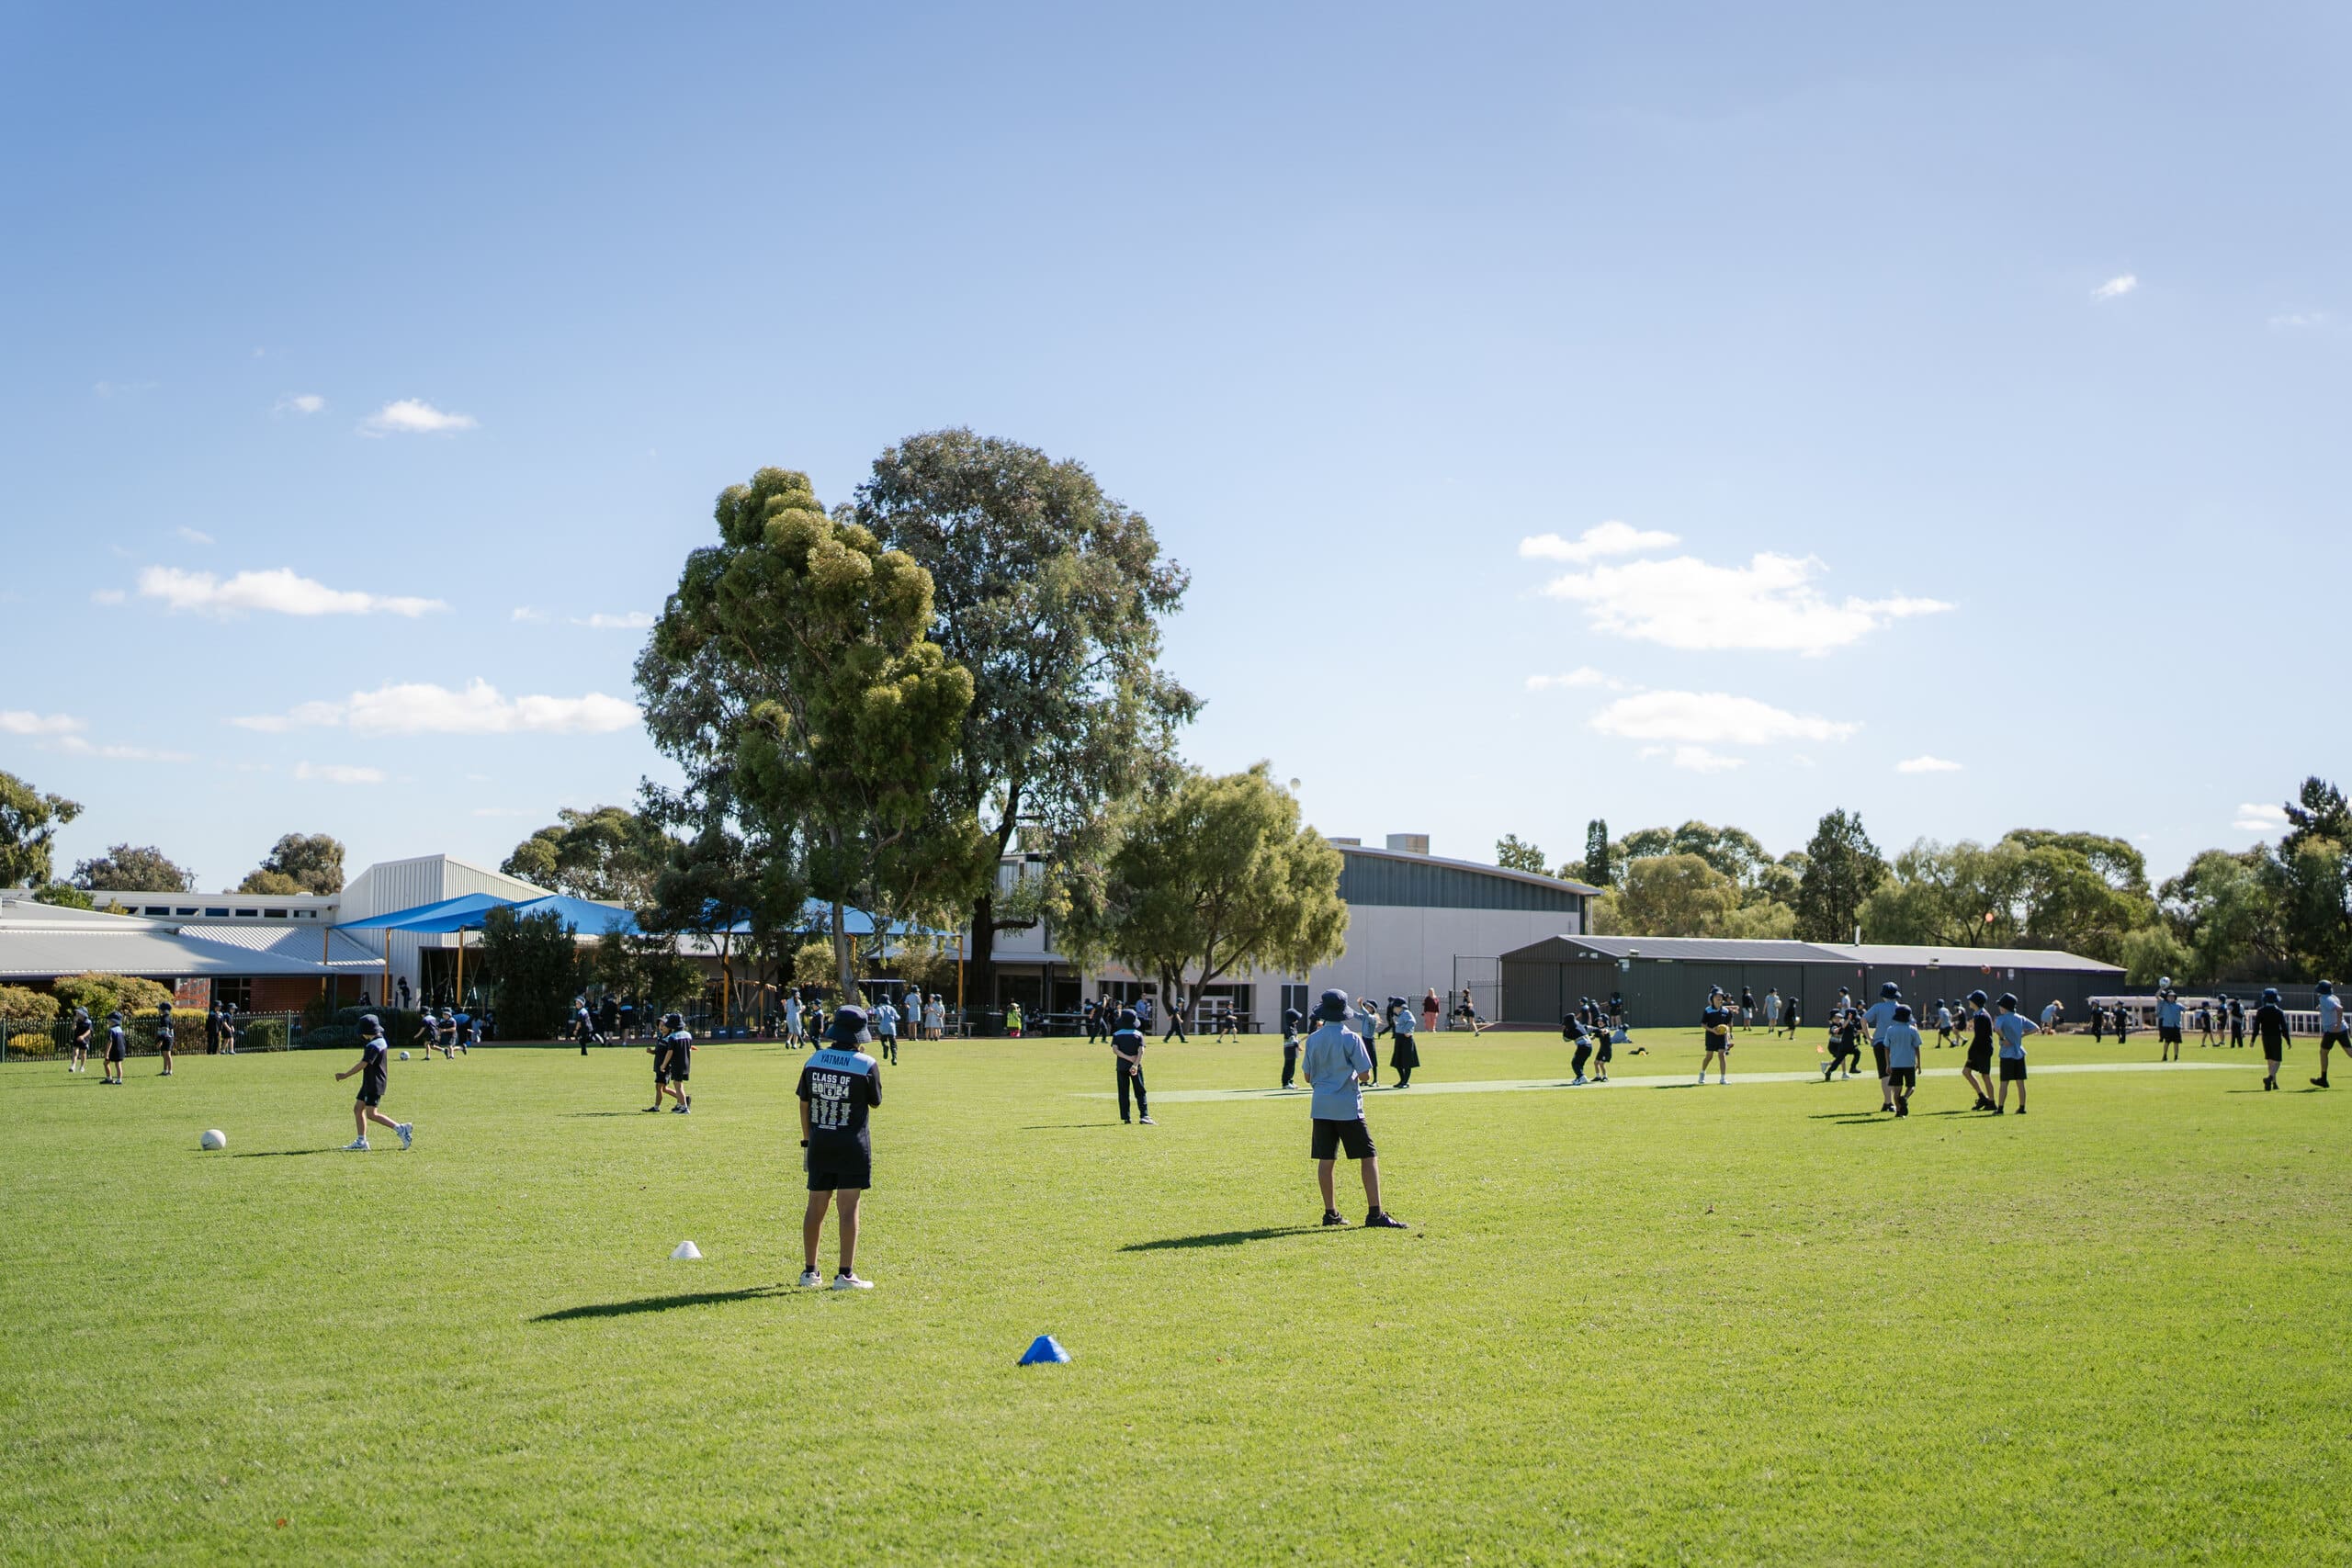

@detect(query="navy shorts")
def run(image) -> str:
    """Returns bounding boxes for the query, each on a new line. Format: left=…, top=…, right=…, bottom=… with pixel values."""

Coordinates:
left=1966, top=1044, right=1994, bottom=1075
left=1998, top=1058, right=2027, bottom=1082
left=1310, top=1118, right=1375, bottom=1161
left=806, top=1140, right=871, bottom=1192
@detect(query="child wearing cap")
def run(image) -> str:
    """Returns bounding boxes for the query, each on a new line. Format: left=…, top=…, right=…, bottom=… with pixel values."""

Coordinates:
left=1699, top=994, right=1733, bottom=1084
left=1385, top=998, right=1419, bottom=1088
left=1961, top=990, right=1997, bottom=1111
left=102, top=1011, right=127, bottom=1084
left=1112, top=1008, right=1152, bottom=1124
left=68, top=1008, right=91, bottom=1074
left=645, top=1013, right=693, bottom=1112
left=154, top=1000, right=175, bottom=1077
left=1301, top=990, right=1407, bottom=1229
left=1993, top=994, right=2038, bottom=1114
left=797, top=1005, right=884, bottom=1290
left=334, top=1017, right=413, bottom=1151
left=2312, top=980, right=2344, bottom=1089
left=1280, top=1006, right=1304, bottom=1089
left=2254, top=987, right=2290, bottom=1089
left=1564, top=1009, right=1593, bottom=1086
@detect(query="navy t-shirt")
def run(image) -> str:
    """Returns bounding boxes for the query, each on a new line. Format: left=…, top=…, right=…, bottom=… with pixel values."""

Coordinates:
left=1111, top=1026, right=1147, bottom=1066
left=1702, top=1005, right=1732, bottom=1043
left=798, top=1047, right=883, bottom=1148
left=358, top=1039, right=389, bottom=1100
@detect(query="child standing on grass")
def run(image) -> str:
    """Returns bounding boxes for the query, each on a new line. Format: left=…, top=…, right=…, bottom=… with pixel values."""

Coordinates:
left=798, top=1006, right=882, bottom=1290
left=646, top=1013, right=692, bottom=1113
left=1699, top=996, right=1733, bottom=1085
left=1358, top=997, right=1384, bottom=1086
left=1993, top=994, right=2037, bottom=1115
left=154, top=1000, right=175, bottom=1077
left=2255, top=987, right=2290, bottom=1090
left=1005, top=1000, right=1023, bottom=1040
left=1565, top=1009, right=1593, bottom=1086
left=2311, top=980, right=2344, bottom=1089
left=69, top=1007, right=91, bottom=1074
left=1280, top=1006, right=1304, bottom=1089
left=872, top=998, right=900, bottom=1066
left=1112, top=1008, right=1153, bottom=1125
left=1882, top=1004, right=1923, bottom=1117
left=1302, top=990, right=1407, bottom=1230
left=1386, top=998, right=1419, bottom=1088
left=334, top=1017, right=413, bottom=1151
left=102, top=1010, right=126, bottom=1084
left=2156, top=988, right=2184, bottom=1063
left=1960, top=989, right=1998, bottom=1111
left=1865, top=984, right=1903, bottom=1112
left=1781, top=994, right=1802, bottom=1040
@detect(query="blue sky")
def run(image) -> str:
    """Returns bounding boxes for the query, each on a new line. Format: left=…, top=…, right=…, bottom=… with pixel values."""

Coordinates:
left=4, top=2, right=2345, bottom=893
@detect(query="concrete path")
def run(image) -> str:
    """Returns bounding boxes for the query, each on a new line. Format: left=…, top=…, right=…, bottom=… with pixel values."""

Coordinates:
left=1078, top=1059, right=2254, bottom=1105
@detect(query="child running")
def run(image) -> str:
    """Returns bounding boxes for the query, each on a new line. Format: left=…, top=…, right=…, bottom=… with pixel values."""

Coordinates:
left=1883, top=1003, right=1924, bottom=1117
left=334, top=1016, right=413, bottom=1150
left=872, top=998, right=900, bottom=1066
left=2312, top=980, right=2344, bottom=1089
left=1992, top=993, right=2037, bottom=1115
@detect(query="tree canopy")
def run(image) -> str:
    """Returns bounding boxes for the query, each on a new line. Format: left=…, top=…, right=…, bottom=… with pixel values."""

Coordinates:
left=849, top=430, right=1195, bottom=996
left=0, top=770, right=82, bottom=889
left=1793, top=809, right=1886, bottom=943
left=502, top=807, right=667, bottom=905
left=240, top=832, right=345, bottom=896
left=1494, top=834, right=1549, bottom=874
left=72, top=844, right=195, bottom=893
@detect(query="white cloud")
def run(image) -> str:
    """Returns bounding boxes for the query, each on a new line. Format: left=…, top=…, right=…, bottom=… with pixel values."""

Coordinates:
left=1520, top=521, right=1681, bottom=563
left=139, top=566, right=447, bottom=618
left=1542, top=551, right=1949, bottom=655
left=1524, top=667, right=1625, bottom=693
left=1896, top=754, right=1963, bottom=773
left=359, top=398, right=477, bottom=435
left=1, top=710, right=86, bottom=736
left=510, top=606, right=548, bottom=623
left=2233, top=802, right=2290, bottom=834
left=175, top=525, right=215, bottom=546
left=51, top=736, right=196, bottom=762
left=2091, top=274, right=2138, bottom=301
left=234, top=678, right=639, bottom=737
left=275, top=393, right=326, bottom=415
left=1669, top=745, right=1745, bottom=773
left=90, top=589, right=126, bottom=604
left=571, top=611, right=654, bottom=630
left=1591, top=690, right=1859, bottom=746
left=295, top=761, right=386, bottom=784
left=2268, top=310, right=2332, bottom=330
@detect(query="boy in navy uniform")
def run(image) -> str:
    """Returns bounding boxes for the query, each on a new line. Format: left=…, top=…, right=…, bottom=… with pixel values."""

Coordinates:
left=2312, top=980, right=2344, bottom=1089
left=451, top=1006, right=473, bottom=1055
left=1112, top=1008, right=1153, bottom=1124
left=1565, top=1009, right=1593, bottom=1086
left=1993, top=993, right=2037, bottom=1114
left=1301, top=990, right=1407, bottom=1229
left=69, top=1007, right=92, bottom=1074
left=797, top=1005, right=883, bottom=1289
left=1280, top=1006, right=1304, bottom=1089
left=1698, top=996, right=1733, bottom=1084
left=102, top=1011, right=126, bottom=1084
left=154, top=1000, right=175, bottom=1077
left=1960, top=989, right=1998, bottom=1111
left=415, top=1010, right=444, bottom=1062
left=334, top=1016, right=413, bottom=1151
left=646, top=1012, right=692, bottom=1112
left=2254, top=987, right=2290, bottom=1090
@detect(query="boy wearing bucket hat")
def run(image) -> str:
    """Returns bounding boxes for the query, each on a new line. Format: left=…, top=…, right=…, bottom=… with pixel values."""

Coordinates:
left=102, top=1011, right=127, bottom=1084
left=2254, top=987, right=2290, bottom=1090
left=1301, top=990, right=1408, bottom=1230
left=334, top=1016, right=413, bottom=1151
left=797, top=1004, right=884, bottom=1289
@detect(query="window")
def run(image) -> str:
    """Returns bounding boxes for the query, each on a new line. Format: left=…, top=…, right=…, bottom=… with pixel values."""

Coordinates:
left=143, top=906, right=171, bottom=916
left=175, top=908, right=198, bottom=917
left=295, top=909, right=317, bottom=919
left=205, top=908, right=230, bottom=918
left=264, top=908, right=288, bottom=919
left=1281, top=983, right=1310, bottom=1020
left=212, top=977, right=254, bottom=1010
left=235, top=909, right=260, bottom=918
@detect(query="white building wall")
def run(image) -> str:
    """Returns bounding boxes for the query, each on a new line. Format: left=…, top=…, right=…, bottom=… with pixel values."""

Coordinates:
left=336, top=855, right=546, bottom=1002
left=1298, top=904, right=1581, bottom=1010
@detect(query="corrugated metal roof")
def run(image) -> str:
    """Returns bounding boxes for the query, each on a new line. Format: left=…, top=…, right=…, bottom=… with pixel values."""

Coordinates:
left=1504, top=931, right=2123, bottom=973
left=174, top=922, right=383, bottom=968
left=1337, top=843, right=1602, bottom=897
left=0, top=920, right=338, bottom=978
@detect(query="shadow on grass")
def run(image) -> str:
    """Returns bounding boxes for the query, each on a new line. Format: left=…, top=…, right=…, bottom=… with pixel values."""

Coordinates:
left=1021, top=1123, right=1126, bottom=1131
left=1121, top=1226, right=1317, bottom=1253
left=231, top=1147, right=341, bottom=1158
left=531, top=1285, right=794, bottom=1323
left=566, top=1111, right=663, bottom=1118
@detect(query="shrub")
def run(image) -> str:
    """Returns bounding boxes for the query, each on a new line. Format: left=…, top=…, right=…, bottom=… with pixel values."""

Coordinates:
left=235, top=1017, right=289, bottom=1051
left=4, top=1023, right=58, bottom=1059
left=303, top=1024, right=359, bottom=1051
left=51, top=973, right=175, bottom=1021
left=0, top=985, right=60, bottom=1024
left=479, top=907, right=581, bottom=1038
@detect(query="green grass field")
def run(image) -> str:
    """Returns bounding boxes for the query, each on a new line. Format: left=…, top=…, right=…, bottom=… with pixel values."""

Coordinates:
left=5, top=1024, right=2348, bottom=1564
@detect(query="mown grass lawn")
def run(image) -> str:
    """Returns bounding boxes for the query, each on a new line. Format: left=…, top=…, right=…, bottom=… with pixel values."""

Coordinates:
left=3, top=1024, right=2346, bottom=1564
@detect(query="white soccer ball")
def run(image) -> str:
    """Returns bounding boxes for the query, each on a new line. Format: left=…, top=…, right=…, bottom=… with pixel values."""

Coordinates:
left=399, top=1050, right=411, bottom=1060
left=199, top=1129, right=227, bottom=1151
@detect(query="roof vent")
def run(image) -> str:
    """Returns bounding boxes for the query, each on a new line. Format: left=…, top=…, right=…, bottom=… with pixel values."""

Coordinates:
left=1385, top=834, right=1430, bottom=855
left=1326, top=837, right=1362, bottom=847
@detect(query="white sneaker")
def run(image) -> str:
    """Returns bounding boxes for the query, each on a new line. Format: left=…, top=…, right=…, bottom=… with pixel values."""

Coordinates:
left=343, top=1138, right=369, bottom=1152
left=831, top=1271, right=874, bottom=1291
left=397, top=1122, right=413, bottom=1150
left=1570, top=1075, right=1587, bottom=1086
left=796, top=1268, right=822, bottom=1289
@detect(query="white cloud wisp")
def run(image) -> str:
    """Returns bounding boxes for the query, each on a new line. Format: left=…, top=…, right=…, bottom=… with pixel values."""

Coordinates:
left=1, top=710, right=86, bottom=737
left=1896, top=755, right=1963, bottom=773
left=2092, top=274, right=2139, bottom=301
left=2233, top=802, right=2290, bottom=834
left=296, top=761, right=387, bottom=784
left=571, top=611, right=654, bottom=630
left=1519, top=521, right=1681, bottom=563
left=1591, top=690, right=1859, bottom=747
left=234, top=679, right=639, bottom=737
left=360, top=399, right=477, bottom=435
left=1524, top=668, right=1625, bottom=693
left=140, top=567, right=447, bottom=618
left=1542, top=551, right=1949, bottom=655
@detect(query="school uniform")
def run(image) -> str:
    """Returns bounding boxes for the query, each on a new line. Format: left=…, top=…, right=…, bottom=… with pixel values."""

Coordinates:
left=1864, top=998, right=1900, bottom=1078
left=355, top=1037, right=390, bottom=1107
left=1388, top=1010, right=1419, bottom=1086
left=1111, top=1025, right=1149, bottom=1122
left=1965, top=1009, right=1996, bottom=1077
left=2318, top=994, right=2347, bottom=1055
left=1302, top=1021, right=1375, bottom=1161
left=2254, top=1002, right=2290, bottom=1063
left=105, top=1022, right=127, bottom=1065
left=872, top=1003, right=900, bottom=1064
left=1883, top=1021, right=1924, bottom=1111
left=658, top=1028, right=693, bottom=1083
left=1565, top=1014, right=1593, bottom=1079
left=798, top=1043, right=883, bottom=1190
left=2156, top=995, right=2184, bottom=1046
left=1280, top=1009, right=1304, bottom=1088
left=1996, top=1012, right=2038, bottom=1080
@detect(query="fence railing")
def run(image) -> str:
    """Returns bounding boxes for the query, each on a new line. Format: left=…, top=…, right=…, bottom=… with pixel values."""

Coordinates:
left=1, top=1012, right=300, bottom=1063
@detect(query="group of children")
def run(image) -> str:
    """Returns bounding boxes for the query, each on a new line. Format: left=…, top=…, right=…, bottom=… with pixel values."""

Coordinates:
left=1279, top=997, right=1424, bottom=1087
left=417, top=1006, right=478, bottom=1059
left=1560, top=996, right=1640, bottom=1084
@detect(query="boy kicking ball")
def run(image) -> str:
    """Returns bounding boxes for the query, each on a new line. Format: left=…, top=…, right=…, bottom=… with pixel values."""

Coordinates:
left=797, top=1005, right=883, bottom=1290
left=334, top=1016, right=413, bottom=1151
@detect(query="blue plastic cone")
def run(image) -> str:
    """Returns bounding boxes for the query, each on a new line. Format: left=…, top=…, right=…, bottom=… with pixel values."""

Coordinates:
left=1018, top=1335, right=1072, bottom=1365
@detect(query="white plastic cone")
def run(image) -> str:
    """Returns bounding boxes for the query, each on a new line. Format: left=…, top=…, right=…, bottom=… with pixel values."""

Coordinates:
left=671, top=1240, right=703, bottom=1261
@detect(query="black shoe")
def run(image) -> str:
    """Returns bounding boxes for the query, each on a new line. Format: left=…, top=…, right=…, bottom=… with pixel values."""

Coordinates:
left=1991, top=1106, right=2005, bottom=1114
left=642, top=1105, right=662, bottom=1112
left=1364, top=1211, right=1408, bottom=1230
left=2312, top=1078, right=2329, bottom=1089
left=2014, top=1107, right=2026, bottom=1115
left=1321, top=1211, right=1348, bottom=1226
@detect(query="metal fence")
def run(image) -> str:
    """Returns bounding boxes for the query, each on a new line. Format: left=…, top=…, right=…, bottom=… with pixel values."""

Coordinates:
left=1450, top=956, right=1499, bottom=1030
left=1, top=1011, right=300, bottom=1063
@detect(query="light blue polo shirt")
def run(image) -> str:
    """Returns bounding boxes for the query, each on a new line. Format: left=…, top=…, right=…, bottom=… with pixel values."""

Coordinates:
left=1883, top=1021, right=1924, bottom=1070
left=1301, top=1021, right=1372, bottom=1121
left=1996, top=1012, right=2038, bottom=1058
left=1864, top=998, right=1900, bottom=1043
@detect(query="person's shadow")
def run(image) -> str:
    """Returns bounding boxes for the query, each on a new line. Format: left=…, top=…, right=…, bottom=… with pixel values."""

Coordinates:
left=1119, top=1226, right=1320, bottom=1253
left=530, top=1285, right=795, bottom=1322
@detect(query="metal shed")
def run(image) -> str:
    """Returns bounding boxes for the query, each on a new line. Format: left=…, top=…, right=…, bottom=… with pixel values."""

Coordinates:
left=1499, top=933, right=2125, bottom=1028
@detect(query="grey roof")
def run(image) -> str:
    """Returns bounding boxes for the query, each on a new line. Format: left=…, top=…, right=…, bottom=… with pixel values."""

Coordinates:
left=1503, top=931, right=2123, bottom=974
left=0, top=899, right=337, bottom=979
left=1336, top=843, right=1601, bottom=897
left=173, top=921, right=383, bottom=969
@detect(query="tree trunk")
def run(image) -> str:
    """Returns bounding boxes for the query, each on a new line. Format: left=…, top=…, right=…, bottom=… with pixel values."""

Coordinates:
left=967, top=886, right=999, bottom=1011
left=831, top=897, right=855, bottom=1001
